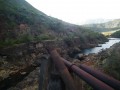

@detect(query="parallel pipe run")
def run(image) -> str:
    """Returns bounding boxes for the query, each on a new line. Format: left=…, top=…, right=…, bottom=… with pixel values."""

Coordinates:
left=62, top=58, right=114, bottom=90
left=50, top=49, right=114, bottom=90
left=50, top=49, right=77, bottom=90
left=80, top=64, right=120, bottom=90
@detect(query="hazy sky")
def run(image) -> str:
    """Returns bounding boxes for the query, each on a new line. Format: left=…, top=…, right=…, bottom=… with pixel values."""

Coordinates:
left=25, top=0, right=120, bottom=24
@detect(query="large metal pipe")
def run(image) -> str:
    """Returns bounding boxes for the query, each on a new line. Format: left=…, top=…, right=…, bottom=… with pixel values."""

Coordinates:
left=50, top=49, right=114, bottom=90
left=50, top=49, right=77, bottom=90
left=80, top=64, right=120, bottom=90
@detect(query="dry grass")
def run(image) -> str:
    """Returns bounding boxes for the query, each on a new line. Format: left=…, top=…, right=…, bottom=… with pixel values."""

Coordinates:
left=102, top=29, right=120, bottom=36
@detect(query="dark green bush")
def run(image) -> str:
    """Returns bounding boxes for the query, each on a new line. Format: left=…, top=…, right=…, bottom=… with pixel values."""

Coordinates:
left=111, top=30, right=120, bottom=38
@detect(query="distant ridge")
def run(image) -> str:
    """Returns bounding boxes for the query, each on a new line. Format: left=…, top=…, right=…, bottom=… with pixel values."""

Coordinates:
left=83, top=19, right=112, bottom=25
left=82, top=19, right=120, bottom=32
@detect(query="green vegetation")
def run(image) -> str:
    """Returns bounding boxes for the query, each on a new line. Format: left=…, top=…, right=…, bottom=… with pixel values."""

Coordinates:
left=81, top=26, right=110, bottom=32
left=96, top=43, right=120, bottom=80
left=0, top=34, right=56, bottom=48
left=111, top=30, right=120, bottom=38
left=104, top=43, right=120, bottom=80
left=0, top=34, right=33, bottom=48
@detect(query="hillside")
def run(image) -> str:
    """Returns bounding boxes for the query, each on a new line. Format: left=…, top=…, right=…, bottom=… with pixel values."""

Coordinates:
left=82, top=19, right=120, bottom=32
left=111, top=30, right=120, bottom=38
left=95, top=42, right=120, bottom=80
left=0, top=0, right=107, bottom=48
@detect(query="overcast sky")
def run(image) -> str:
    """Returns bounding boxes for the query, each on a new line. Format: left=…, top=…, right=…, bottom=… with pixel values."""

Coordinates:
left=25, top=0, right=120, bottom=25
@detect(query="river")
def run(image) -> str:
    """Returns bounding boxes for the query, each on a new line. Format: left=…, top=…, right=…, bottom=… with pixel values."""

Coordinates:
left=82, top=38, right=120, bottom=55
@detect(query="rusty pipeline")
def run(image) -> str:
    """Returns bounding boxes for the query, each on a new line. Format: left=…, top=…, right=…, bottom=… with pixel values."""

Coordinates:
left=50, top=49, right=77, bottom=90
left=79, top=64, right=120, bottom=90
left=50, top=49, right=114, bottom=90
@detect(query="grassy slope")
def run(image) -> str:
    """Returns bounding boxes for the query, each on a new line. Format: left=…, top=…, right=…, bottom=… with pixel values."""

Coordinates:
left=0, top=0, right=107, bottom=47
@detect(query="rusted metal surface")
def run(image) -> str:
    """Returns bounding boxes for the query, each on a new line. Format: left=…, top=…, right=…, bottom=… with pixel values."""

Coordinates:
left=49, top=49, right=114, bottom=90
left=50, top=49, right=77, bottom=90
left=80, top=64, right=120, bottom=90
left=62, top=59, right=114, bottom=90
